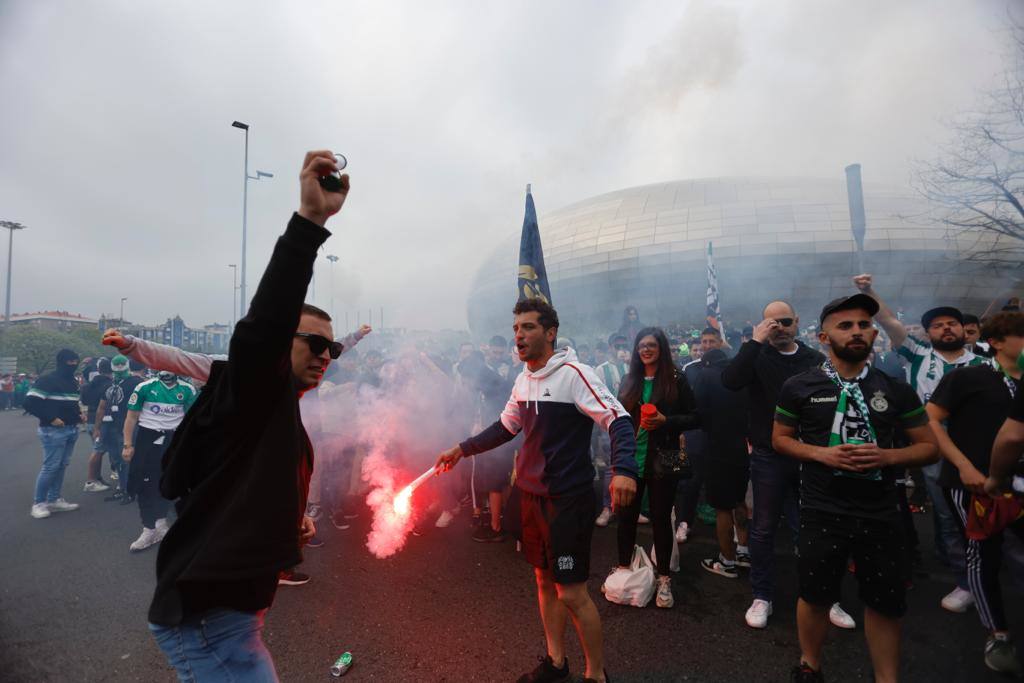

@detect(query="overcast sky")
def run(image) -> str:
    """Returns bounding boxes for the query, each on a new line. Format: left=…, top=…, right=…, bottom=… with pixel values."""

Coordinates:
left=0, top=0, right=1016, bottom=332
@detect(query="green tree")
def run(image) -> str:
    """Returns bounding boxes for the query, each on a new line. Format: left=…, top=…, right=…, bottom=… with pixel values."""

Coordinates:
left=0, top=325, right=109, bottom=374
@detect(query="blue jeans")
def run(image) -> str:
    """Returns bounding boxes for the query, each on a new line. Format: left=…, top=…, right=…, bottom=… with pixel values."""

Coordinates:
left=34, top=425, right=79, bottom=504
left=150, top=609, right=278, bottom=683
left=749, top=446, right=801, bottom=602
left=923, top=461, right=967, bottom=589
left=99, top=423, right=129, bottom=487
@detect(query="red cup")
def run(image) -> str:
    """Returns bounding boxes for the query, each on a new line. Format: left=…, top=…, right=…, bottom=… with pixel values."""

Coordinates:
left=641, top=403, right=657, bottom=418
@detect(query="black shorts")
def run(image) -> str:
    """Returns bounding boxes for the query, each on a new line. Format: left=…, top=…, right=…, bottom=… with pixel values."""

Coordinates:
left=517, top=488, right=595, bottom=585
left=707, top=458, right=749, bottom=510
left=471, top=445, right=513, bottom=493
left=798, top=508, right=908, bottom=618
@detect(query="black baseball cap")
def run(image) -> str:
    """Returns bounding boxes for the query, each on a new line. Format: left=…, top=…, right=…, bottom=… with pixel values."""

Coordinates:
left=819, top=294, right=879, bottom=326
left=921, top=306, right=963, bottom=329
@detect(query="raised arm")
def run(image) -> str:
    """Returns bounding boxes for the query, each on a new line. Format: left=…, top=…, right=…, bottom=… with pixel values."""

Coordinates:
left=229, top=151, right=347, bottom=396
left=338, top=324, right=371, bottom=355
left=103, top=330, right=216, bottom=382
left=853, top=273, right=906, bottom=349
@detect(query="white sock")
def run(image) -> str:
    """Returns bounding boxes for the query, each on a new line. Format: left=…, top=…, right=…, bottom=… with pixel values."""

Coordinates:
left=719, top=553, right=736, bottom=566
left=736, top=544, right=749, bottom=555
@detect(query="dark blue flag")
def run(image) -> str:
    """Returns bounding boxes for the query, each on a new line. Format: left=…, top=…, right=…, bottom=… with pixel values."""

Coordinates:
left=517, top=184, right=552, bottom=304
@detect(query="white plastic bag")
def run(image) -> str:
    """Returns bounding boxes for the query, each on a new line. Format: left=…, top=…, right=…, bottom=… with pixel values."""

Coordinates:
left=649, top=537, right=680, bottom=573
left=602, top=545, right=656, bottom=607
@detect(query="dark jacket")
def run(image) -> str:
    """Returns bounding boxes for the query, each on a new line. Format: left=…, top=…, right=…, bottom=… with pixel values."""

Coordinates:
left=80, top=374, right=112, bottom=417
left=690, top=350, right=749, bottom=461
left=148, top=213, right=329, bottom=626
left=623, top=370, right=700, bottom=477
left=24, top=351, right=82, bottom=428
left=720, top=339, right=823, bottom=450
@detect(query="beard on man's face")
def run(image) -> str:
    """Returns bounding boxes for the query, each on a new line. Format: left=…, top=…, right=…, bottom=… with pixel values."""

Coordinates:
left=830, top=337, right=872, bottom=362
left=931, top=334, right=966, bottom=352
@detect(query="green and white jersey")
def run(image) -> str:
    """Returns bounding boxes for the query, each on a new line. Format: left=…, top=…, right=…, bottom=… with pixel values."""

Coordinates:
left=127, top=378, right=197, bottom=431
left=897, top=335, right=985, bottom=402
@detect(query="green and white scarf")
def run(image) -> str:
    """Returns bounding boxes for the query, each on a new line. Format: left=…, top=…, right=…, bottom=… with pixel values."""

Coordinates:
left=822, top=360, right=881, bottom=480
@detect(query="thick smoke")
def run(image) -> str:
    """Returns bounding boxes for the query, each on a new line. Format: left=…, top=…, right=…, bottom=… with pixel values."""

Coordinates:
left=311, top=348, right=467, bottom=558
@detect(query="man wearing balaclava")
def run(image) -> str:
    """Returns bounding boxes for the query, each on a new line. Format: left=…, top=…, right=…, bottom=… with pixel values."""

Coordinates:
left=23, top=349, right=84, bottom=519
left=94, top=354, right=143, bottom=500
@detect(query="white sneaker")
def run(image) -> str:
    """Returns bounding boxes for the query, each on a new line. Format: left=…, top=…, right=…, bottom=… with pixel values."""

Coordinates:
left=155, top=518, right=170, bottom=534
left=656, top=575, right=674, bottom=608
left=745, top=599, right=772, bottom=629
left=48, top=498, right=79, bottom=512
left=941, top=586, right=975, bottom=613
left=595, top=508, right=612, bottom=527
left=109, top=471, right=119, bottom=481
left=435, top=509, right=457, bottom=528
left=638, top=514, right=651, bottom=525
left=829, top=603, right=856, bottom=629
left=130, top=527, right=161, bottom=552
left=83, top=480, right=110, bottom=492
left=30, top=503, right=51, bottom=519
left=675, top=521, right=690, bottom=543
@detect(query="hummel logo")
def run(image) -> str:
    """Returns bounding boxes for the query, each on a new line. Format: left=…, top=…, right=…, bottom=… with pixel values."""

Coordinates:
left=542, top=388, right=552, bottom=397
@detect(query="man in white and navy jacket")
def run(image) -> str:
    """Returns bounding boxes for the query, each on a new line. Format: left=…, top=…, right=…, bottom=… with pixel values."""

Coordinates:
left=437, top=299, right=637, bottom=683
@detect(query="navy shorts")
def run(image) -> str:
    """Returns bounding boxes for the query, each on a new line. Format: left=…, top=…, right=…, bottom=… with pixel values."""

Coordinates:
left=798, top=508, right=908, bottom=618
left=518, top=488, right=595, bottom=585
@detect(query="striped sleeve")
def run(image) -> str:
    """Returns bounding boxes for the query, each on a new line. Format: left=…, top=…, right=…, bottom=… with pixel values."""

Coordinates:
left=774, top=376, right=802, bottom=426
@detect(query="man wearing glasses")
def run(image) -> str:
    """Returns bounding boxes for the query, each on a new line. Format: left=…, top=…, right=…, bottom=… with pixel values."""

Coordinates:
left=104, top=150, right=351, bottom=681
left=722, top=301, right=846, bottom=630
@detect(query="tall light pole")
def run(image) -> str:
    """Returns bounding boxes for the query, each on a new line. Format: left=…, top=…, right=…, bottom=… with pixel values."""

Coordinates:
left=228, top=264, right=238, bottom=329
left=0, top=221, right=26, bottom=330
left=326, top=254, right=339, bottom=323
left=120, top=297, right=127, bottom=323
left=231, top=121, right=273, bottom=320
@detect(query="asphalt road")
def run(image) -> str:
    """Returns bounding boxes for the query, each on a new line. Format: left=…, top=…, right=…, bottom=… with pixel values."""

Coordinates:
left=1, top=409, right=1022, bottom=682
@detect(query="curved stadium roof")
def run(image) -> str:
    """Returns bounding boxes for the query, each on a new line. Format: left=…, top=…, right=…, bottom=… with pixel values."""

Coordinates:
left=468, top=176, right=1005, bottom=340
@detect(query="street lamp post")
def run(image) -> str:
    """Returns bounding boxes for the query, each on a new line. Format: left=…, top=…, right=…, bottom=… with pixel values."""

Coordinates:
left=326, top=254, right=339, bottom=324
left=231, top=121, right=273, bottom=320
left=120, top=297, right=127, bottom=323
left=0, top=221, right=26, bottom=330
left=228, top=264, right=238, bottom=329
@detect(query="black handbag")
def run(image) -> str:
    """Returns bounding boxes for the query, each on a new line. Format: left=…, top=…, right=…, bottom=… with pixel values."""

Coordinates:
left=650, top=446, right=692, bottom=480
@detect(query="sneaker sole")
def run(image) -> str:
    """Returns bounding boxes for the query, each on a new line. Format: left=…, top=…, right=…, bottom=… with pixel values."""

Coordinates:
left=700, top=563, right=738, bottom=579
left=278, top=579, right=310, bottom=586
left=48, top=507, right=79, bottom=513
left=941, top=601, right=973, bottom=613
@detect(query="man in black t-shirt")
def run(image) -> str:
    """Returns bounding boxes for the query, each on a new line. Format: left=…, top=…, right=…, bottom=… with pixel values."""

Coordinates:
left=94, top=355, right=143, bottom=501
left=773, top=294, right=937, bottom=683
left=928, top=312, right=1024, bottom=676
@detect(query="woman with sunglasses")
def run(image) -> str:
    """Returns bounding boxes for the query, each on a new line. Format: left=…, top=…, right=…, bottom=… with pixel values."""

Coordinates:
left=606, top=326, right=700, bottom=608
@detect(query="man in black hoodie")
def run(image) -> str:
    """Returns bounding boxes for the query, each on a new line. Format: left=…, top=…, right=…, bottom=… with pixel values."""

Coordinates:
left=24, top=348, right=83, bottom=519
left=147, top=150, right=347, bottom=682
left=721, top=302, right=824, bottom=629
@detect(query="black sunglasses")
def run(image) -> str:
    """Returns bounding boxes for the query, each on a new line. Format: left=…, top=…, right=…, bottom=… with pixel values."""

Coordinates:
left=774, top=318, right=795, bottom=327
left=295, top=333, right=343, bottom=359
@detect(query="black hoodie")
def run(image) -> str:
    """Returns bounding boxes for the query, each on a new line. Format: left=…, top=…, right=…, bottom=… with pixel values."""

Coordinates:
left=690, top=349, right=749, bottom=461
left=24, top=349, right=82, bottom=428
left=148, top=213, right=328, bottom=626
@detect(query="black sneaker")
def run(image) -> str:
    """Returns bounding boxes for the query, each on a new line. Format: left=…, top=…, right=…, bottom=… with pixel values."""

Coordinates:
left=735, top=552, right=751, bottom=568
left=104, top=491, right=124, bottom=502
left=306, top=536, right=325, bottom=549
left=516, top=656, right=571, bottom=683
left=331, top=511, right=351, bottom=530
left=472, top=525, right=506, bottom=543
left=790, top=663, right=824, bottom=682
left=119, top=495, right=135, bottom=506
left=278, top=570, right=311, bottom=586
